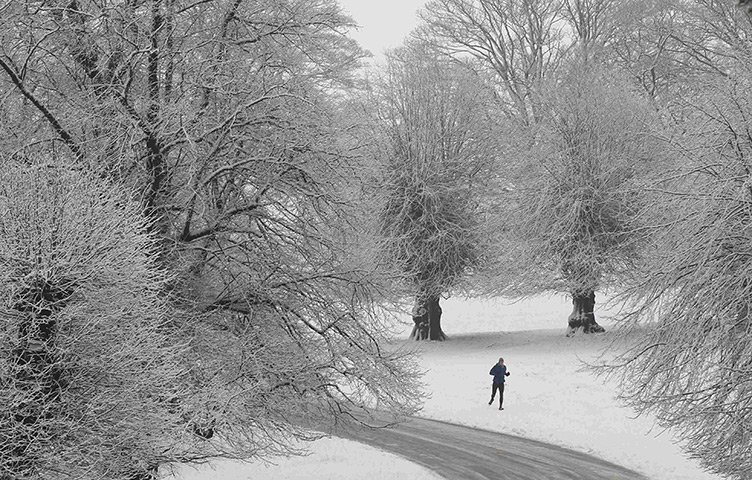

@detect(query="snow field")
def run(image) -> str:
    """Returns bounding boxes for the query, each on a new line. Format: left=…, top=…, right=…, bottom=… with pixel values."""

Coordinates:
left=166, top=295, right=723, bottom=480
left=165, top=436, right=442, bottom=480
left=413, top=329, right=717, bottom=480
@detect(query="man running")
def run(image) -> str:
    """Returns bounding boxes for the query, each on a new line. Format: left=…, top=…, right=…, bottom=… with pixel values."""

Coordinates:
left=489, top=357, right=510, bottom=410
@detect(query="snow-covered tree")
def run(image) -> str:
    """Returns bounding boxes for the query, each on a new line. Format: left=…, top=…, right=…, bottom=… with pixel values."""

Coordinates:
left=0, top=161, right=186, bottom=479
left=374, top=43, right=497, bottom=340
left=500, top=64, right=659, bottom=335
left=0, top=1, right=423, bottom=474
left=418, top=0, right=565, bottom=126
left=608, top=72, right=752, bottom=480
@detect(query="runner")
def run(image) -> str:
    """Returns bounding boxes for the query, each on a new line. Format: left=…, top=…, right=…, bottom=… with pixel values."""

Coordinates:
left=488, top=357, right=510, bottom=410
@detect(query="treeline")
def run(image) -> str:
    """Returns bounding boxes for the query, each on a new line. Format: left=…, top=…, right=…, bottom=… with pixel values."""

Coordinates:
left=0, top=2, right=420, bottom=479
left=0, top=1, right=750, bottom=479
left=369, top=1, right=752, bottom=478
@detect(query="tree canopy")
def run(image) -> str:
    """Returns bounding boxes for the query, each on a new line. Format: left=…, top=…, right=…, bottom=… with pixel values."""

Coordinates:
left=1, top=0, right=752, bottom=478
left=0, top=1, right=422, bottom=477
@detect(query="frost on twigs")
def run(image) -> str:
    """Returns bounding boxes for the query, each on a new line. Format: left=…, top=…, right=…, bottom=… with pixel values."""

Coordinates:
left=373, top=43, right=496, bottom=341
left=0, top=0, right=424, bottom=474
left=487, top=63, right=659, bottom=336
left=606, top=75, right=752, bottom=480
left=0, top=161, right=424, bottom=479
left=0, top=161, right=187, bottom=480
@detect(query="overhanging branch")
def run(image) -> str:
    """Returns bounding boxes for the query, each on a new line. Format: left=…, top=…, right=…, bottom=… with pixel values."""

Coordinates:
left=0, top=57, right=83, bottom=161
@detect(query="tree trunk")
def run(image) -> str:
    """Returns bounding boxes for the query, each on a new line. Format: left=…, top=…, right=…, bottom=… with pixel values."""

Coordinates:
left=8, top=278, right=73, bottom=478
left=410, top=295, right=446, bottom=341
left=566, top=290, right=605, bottom=337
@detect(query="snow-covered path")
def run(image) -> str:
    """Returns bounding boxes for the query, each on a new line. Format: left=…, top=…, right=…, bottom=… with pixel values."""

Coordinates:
left=336, top=415, right=647, bottom=480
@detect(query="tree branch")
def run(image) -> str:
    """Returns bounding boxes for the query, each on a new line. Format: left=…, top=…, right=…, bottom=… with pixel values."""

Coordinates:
left=0, top=57, right=82, bottom=161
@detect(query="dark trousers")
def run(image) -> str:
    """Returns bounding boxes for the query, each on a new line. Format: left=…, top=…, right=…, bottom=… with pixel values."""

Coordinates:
left=490, top=382, right=505, bottom=407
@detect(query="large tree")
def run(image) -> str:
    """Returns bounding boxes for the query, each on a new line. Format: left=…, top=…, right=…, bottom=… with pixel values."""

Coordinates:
left=373, top=43, right=497, bottom=340
left=499, top=64, right=660, bottom=335
left=0, top=161, right=187, bottom=480
left=414, top=0, right=665, bottom=334
left=607, top=71, right=752, bottom=480
left=592, top=2, right=752, bottom=477
left=0, top=1, right=421, bottom=476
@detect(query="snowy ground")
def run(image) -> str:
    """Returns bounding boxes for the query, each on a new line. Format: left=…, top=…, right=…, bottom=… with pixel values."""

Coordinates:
left=165, top=295, right=723, bottom=480
left=167, top=436, right=442, bottom=480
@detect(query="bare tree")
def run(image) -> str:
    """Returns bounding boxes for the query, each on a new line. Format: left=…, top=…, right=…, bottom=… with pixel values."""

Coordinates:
left=687, top=0, right=752, bottom=65
left=0, top=161, right=188, bottom=480
left=606, top=71, right=752, bottom=480
left=371, top=43, right=497, bottom=340
left=603, top=0, right=752, bottom=101
left=562, top=0, right=619, bottom=62
left=0, top=0, right=422, bottom=475
left=499, top=64, right=660, bottom=335
left=417, top=0, right=566, bottom=126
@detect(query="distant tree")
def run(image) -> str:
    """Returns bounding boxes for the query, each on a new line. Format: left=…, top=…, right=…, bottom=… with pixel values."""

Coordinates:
left=417, top=0, right=565, bottom=126
left=674, top=0, right=752, bottom=73
left=561, top=0, right=620, bottom=63
left=0, top=161, right=186, bottom=480
left=373, top=43, right=497, bottom=340
left=501, top=65, right=659, bottom=335
left=610, top=0, right=752, bottom=100
left=606, top=72, right=752, bottom=480
left=597, top=0, right=689, bottom=100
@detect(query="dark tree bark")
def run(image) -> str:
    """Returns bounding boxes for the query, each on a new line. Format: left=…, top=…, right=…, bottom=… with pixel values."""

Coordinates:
left=143, top=3, right=167, bottom=230
left=566, top=290, right=605, bottom=336
left=410, top=295, right=446, bottom=341
left=128, top=464, right=158, bottom=480
left=8, top=278, right=74, bottom=478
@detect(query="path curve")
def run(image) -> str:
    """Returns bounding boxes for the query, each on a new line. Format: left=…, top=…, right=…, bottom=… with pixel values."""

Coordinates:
left=333, top=415, right=648, bottom=480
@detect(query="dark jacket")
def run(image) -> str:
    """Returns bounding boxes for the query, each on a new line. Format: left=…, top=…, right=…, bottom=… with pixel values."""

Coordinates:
left=490, top=364, right=510, bottom=384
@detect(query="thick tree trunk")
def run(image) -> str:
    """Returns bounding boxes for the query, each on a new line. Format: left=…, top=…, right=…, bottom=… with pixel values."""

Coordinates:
left=8, top=278, right=73, bottom=478
left=566, top=290, right=605, bottom=337
left=410, top=295, right=446, bottom=341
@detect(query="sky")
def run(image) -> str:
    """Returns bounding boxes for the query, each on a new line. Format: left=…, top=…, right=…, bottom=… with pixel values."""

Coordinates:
left=336, top=0, right=429, bottom=59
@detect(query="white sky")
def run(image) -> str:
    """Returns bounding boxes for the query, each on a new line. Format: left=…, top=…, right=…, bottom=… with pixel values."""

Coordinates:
left=337, top=0, right=429, bottom=59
